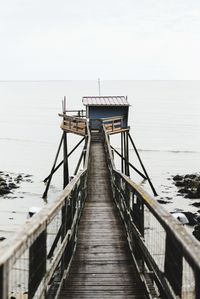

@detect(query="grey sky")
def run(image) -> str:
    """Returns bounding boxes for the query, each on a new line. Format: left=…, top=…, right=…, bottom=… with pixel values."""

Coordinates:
left=0, top=0, right=200, bottom=79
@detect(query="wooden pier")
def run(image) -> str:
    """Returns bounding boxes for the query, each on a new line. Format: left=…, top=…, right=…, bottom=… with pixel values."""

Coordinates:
left=59, top=138, right=147, bottom=298
left=0, top=96, right=200, bottom=299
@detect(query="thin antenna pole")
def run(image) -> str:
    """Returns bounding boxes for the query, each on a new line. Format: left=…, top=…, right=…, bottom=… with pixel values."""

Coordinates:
left=98, top=78, right=101, bottom=96
left=63, top=96, right=66, bottom=114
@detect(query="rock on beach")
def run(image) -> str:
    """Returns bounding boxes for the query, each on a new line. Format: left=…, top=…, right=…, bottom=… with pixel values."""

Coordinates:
left=172, top=173, right=200, bottom=241
left=173, top=173, right=200, bottom=199
left=0, top=175, right=16, bottom=195
left=0, top=172, right=33, bottom=196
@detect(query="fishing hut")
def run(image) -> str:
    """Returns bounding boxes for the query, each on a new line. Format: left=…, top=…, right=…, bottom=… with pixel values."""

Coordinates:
left=82, top=96, right=129, bottom=130
left=43, top=95, right=156, bottom=201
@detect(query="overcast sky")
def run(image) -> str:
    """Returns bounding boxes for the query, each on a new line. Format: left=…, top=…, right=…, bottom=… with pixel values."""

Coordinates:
left=0, top=0, right=200, bottom=80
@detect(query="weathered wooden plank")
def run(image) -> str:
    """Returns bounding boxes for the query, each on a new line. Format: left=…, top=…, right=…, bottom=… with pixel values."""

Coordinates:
left=83, top=205, right=115, bottom=209
left=73, top=254, right=132, bottom=262
left=64, top=274, right=135, bottom=285
left=77, top=241, right=127, bottom=247
left=84, top=202, right=113, bottom=206
left=79, top=220, right=119, bottom=225
left=59, top=142, right=147, bottom=298
left=63, top=283, right=140, bottom=294
left=78, top=230, right=124, bottom=236
left=60, top=293, right=145, bottom=299
left=76, top=245, right=128, bottom=253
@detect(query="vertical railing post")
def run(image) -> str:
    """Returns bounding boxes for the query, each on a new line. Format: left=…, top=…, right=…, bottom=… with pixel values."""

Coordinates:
left=0, top=266, right=3, bottom=299
left=0, top=264, right=8, bottom=299
left=124, top=131, right=130, bottom=176
left=63, top=97, right=69, bottom=188
left=83, top=135, right=88, bottom=167
left=64, top=199, right=73, bottom=269
left=121, top=132, right=124, bottom=173
left=28, top=230, right=47, bottom=299
left=61, top=200, right=68, bottom=275
left=126, top=131, right=130, bottom=176
left=164, top=233, right=183, bottom=296
left=123, top=132, right=126, bottom=174
left=63, top=132, right=69, bottom=188
left=195, top=269, right=200, bottom=299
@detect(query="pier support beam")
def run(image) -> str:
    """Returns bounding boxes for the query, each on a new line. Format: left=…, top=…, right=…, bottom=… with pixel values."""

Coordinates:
left=121, top=132, right=124, bottom=173
left=121, top=131, right=130, bottom=176
left=43, top=137, right=85, bottom=183
left=63, top=97, right=69, bottom=188
left=128, top=132, right=158, bottom=196
left=110, top=146, right=146, bottom=179
left=124, top=131, right=130, bottom=176
left=42, top=134, right=64, bottom=199
left=63, top=132, right=69, bottom=188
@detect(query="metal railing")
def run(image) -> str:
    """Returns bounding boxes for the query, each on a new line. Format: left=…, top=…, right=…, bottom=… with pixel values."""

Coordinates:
left=103, top=125, right=200, bottom=299
left=0, top=128, right=91, bottom=299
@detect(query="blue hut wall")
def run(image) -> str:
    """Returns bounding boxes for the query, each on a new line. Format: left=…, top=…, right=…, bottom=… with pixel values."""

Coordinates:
left=88, top=106, right=129, bottom=129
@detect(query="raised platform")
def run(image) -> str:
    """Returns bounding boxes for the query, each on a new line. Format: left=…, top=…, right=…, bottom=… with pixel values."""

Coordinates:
left=60, top=114, right=87, bottom=136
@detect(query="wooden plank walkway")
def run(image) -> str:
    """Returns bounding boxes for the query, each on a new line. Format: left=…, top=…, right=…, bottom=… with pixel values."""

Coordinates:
left=59, top=140, right=147, bottom=298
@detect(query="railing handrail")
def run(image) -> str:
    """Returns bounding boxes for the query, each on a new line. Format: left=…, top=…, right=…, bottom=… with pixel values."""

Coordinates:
left=101, top=115, right=124, bottom=122
left=59, top=113, right=87, bottom=123
left=0, top=123, right=91, bottom=269
left=103, top=123, right=200, bottom=264
left=102, top=124, right=200, bottom=297
left=0, top=171, right=83, bottom=266
left=115, top=170, right=200, bottom=270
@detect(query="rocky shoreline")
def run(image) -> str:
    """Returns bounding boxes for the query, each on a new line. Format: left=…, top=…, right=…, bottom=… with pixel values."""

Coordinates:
left=1, top=170, right=200, bottom=242
left=173, top=174, right=200, bottom=199
left=0, top=171, right=34, bottom=242
left=0, top=171, right=33, bottom=196
left=172, top=173, right=200, bottom=241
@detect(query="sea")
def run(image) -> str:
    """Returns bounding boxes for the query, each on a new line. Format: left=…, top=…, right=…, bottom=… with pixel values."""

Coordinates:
left=0, top=80, right=200, bottom=238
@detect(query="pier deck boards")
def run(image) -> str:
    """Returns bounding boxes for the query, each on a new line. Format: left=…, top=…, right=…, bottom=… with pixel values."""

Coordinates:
left=59, top=141, right=147, bottom=298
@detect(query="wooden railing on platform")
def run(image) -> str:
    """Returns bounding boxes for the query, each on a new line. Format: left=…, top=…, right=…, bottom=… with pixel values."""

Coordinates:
left=103, top=125, right=200, bottom=299
left=59, top=114, right=87, bottom=136
left=0, top=128, right=91, bottom=299
left=89, top=116, right=127, bottom=134
left=101, top=116, right=127, bottom=134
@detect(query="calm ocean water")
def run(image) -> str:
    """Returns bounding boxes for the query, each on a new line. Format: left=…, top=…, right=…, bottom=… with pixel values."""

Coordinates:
left=0, top=80, right=200, bottom=237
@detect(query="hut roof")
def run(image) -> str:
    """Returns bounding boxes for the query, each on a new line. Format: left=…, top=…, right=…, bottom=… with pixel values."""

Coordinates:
left=82, top=96, right=129, bottom=106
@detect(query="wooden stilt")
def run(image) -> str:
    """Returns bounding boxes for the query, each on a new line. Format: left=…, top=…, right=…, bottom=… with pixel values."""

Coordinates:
left=121, top=132, right=124, bottom=173
left=42, top=134, right=64, bottom=199
left=43, top=137, right=85, bottom=183
left=74, top=149, right=84, bottom=175
left=124, top=131, right=130, bottom=176
left=63, top=96, right=69, bottom=189
left=83, top=136, right=88, bottom=166
left=63, top=132, right=69, bottom=189
left=110, top=145, right=147, bottom=179
left=128, top=132, right=158, bottom=196
left=126, top=131, right=130, bottom=176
